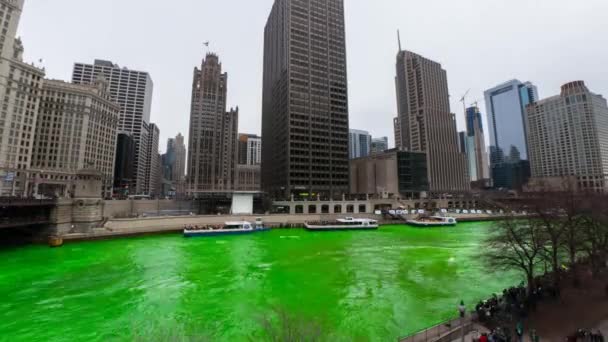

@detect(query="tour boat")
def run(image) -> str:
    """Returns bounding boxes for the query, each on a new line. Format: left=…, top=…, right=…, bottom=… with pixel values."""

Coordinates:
left=184, top=219, right=270, bottom=238
left=304, top=217, right=379, bottom=231
left=406, top=215, right=457, bottom=227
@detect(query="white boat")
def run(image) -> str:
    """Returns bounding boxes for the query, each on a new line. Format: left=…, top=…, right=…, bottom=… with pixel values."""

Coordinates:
left=406, top=216, right=457, bottom=227
left=304, top=217, right=379, bottom=231
left=184, top=220, right=270, bottom=238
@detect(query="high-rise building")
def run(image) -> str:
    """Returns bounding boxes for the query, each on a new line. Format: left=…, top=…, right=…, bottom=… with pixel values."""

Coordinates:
left=394, top=45, right=469, bottom=192
left=526, top=81, right=608, bottom=193
left=262, top=0, right=350, bottom=199
left=72, top=59, right=154, bottom=194
left=393, top=117, right=402, bottom=150
left=238, top=134, right=262, bottom=166
left=144, top=123, right=160, bottom=196
left=31, top=78, right=120, bottom=198
left=484, top=80, right=537, bottom=162
left=0, top=1, right=46, bottom=196
left=349, top=129, right=372, bottom=159
left=114, top=133, right=135, bottom=196
left=464, top=106, right=489, bottom=181
left=371, top=137, right=389, bottom=155
left=187, top=53, right=238, bottom=194
left=173, top=133, right=186, bottom=184
left=484, top=80, right=537, bottom=189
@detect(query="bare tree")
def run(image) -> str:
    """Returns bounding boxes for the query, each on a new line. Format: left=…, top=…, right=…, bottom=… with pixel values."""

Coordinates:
left=482, top=214, right=546, bottom=294
left=254, top=306, right=326, bottom=342
left=580, top=194, right=608, bottom=276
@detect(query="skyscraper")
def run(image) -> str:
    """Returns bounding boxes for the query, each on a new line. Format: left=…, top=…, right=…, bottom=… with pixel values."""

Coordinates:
left=465, top=106, right=489, bottom=181
left=348, top=129, right=372, bottom=159
left=238, top=134, right=262, bottom=166
left=114, top=133, right=135, bottom=196
left=371, top=137, right=389, bottom=155
left=394, top=45, right=469, bottom=192
left=393, top=117, right=402, bottom=150
left=144, top=123, right=160, bottom=196
left=526, top=81, right=608, bottom=193
left=484, top=80, right=537, bottom=189
left=484, top=80, right=538, bottom=162
left=187, top=54, right=238, bottom=194
left=72, top=59, right=154, bottom=195
left=173, top=133, right=186, bottom=184
left=0, top=1, right=45, bottom=196
left=262, top=0, right=349, bottom=199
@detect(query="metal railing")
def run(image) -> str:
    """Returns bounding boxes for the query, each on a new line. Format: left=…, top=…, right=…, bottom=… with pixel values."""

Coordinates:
left=398, top=314, right=474, bottom=342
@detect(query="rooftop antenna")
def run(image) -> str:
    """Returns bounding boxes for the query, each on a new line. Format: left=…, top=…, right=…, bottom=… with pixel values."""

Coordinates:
left=397, top=30, right=402, bottom=51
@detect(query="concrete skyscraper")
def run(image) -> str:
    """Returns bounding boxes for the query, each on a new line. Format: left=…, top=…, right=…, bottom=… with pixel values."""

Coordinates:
left=349, top=129, right=371, bottom=159
left=262, top=0, right=350, bottom=199
left=144, top=123, right=160, bottom=196
left=187, top=54, right=238, bottom=194
left=72, top=60, right=154, bottom=195
left=526, top=81, right=608, bottom=193
left=0, top=0, right=45, bottom=196
left=173, top=133, right=186, bottom=184
left=464, top=106, right=489, bottom=181
left=394, top=43, right=469, bottom=192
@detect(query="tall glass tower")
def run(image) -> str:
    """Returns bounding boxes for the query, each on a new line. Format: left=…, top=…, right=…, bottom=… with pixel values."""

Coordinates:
left=484, top=79, right=538, bottom=188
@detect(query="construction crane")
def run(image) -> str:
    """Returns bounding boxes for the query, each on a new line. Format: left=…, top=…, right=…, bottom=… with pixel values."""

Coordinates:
left=460, top=89, right=471, bottom=119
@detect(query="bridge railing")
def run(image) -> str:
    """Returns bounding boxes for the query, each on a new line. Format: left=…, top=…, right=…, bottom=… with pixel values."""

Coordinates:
left=0, top=198, right=56, bottom=206
left=398, top=314, right=474, bottom=342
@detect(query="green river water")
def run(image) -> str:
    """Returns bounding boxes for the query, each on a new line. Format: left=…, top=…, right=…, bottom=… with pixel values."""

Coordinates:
left=0, top=223, right=519, bottom=341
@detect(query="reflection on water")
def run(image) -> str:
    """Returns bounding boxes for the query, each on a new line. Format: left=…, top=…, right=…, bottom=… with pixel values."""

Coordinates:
left=0, top=223, right=519, bottom=341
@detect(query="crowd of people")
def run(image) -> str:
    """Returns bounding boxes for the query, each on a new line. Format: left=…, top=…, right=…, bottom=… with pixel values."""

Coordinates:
left=184, top=224, right=222, bottom=231
left=566, top=329, right=605, bottom=342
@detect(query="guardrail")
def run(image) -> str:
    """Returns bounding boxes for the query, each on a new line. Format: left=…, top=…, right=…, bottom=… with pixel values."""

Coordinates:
left=398, top=314, right=474, bottom=342
left=0, top=198, right=56, bottom=206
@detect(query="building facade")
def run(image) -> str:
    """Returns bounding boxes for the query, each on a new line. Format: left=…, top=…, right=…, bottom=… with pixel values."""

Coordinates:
left=393, top=117, right=402, bottom=150
left=394, top=47, right=469, bottom=192
left=187, top=54, right=238, bottom=194
left=114, top=132, right=135, bottom=196
left=238, top=133, right=262, bottom=165
left=371, top=137, right=389, bottom=155
left=350, top=149, right=428, bottom=198
left=262, top=0, right=350, bottom=199
left=464, top=106, right=489, bottom=181
left=236, top=164, right=261, bottom=191
left=31, top=79, right=120, bottom=198
left=72, top=59, right=153, bottom=195
left=144, top=123, right=160, bottom=196
left=348, top=129, right=371, bottom=159
left=526, top=81, right=608, bottom=193
left=173, top=133, right=186, bottom=184
left=484, top=79, right=537, bottom=188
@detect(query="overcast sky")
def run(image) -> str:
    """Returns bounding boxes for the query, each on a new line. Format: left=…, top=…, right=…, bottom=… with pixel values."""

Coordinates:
left=18, top=0, right=608, bottom=153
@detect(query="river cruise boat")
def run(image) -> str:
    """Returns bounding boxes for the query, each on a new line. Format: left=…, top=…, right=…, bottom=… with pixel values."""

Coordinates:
left=304, top=217, right=379, bottom=231
left=184, top=219, right=270, bottom=238
left=406, top=215, right=457, bottom=227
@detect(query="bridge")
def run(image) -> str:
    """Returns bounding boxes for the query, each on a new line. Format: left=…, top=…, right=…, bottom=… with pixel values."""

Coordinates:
left=0, top=198, right=55, bottom=229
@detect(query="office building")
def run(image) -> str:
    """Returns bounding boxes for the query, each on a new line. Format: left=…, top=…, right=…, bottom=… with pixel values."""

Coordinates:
left=350, top=149, right=428, bottom=198
left=238, top=133, right=261, bottom=165
left=72, top=59, right=154, bottom=194
left=464, top=106, right=489, bottom=181
left=526, top=81, right=608, bottom=193
left=173, top=133, right=186, bottom=184
left=31, top=78, right=120, bottom=198
left=262, top=0, right=350, bottom=199
left=114, top=133, right=135, bottom=196
left=371, top=137, right=389, bottom=155
left=236, top=164, right=261, bottom=191
left=394, top=44, right=469, bottom=192
left=484, top=79, right=537, bottom=188
left=144, top=123, right=160, bottom=196
left=393, top=117, right=402, bottom=150
left=349, top=129, right=372, bottom=159
left=187, top=53, right=238, bottom=194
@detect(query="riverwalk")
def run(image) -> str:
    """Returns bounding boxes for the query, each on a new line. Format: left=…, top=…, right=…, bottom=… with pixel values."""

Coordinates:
left=60, top=212, right=510, bottom=241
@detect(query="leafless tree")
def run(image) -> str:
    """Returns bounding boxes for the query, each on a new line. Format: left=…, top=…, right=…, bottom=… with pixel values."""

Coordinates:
left=254, top=306, right=326, bottom=342
left=482, top=214, right=546, bottom=294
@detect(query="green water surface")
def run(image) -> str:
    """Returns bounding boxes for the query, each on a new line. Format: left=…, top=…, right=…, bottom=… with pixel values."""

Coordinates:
left=0, top=223, right=519, bottom=341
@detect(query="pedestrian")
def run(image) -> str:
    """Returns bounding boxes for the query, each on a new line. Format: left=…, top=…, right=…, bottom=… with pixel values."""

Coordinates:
left=479, top=333, right=489, bottom=342
left=459, top=300, right=466, bottom=318
left=516, top=321, right=524, bottom=342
